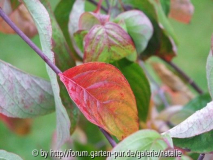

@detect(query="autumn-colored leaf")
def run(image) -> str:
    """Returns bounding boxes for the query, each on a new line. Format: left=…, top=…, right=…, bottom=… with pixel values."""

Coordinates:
left=112, top=58, right=151, bottom=122
left=114, top=10, right=153, bottom=54
left=165, top=101, right=213, bottom=138
left=169, top=0, right=194, bottom=24
left=59, top=63, right=139, bottom=140
left=84, top=22, right=137, bottom=63
left=0, top=3, right=37, bottom=38
left=0, top=113, right=32, bottom=135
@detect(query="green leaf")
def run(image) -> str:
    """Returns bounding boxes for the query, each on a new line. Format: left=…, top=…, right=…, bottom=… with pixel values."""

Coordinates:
left=122, top=0, right=177, bottom=61
left=167, top=93, right=213, bottom=153
left=107, top=129, right=173, bottom=160
left=114, top=10, right=153, bottom=54
left=54, top=0, right=78, bottom=58
left=0, top=150, right=23, bottom=160
left=23, top=0, right=71, bottom=148
left=206, top=52, right=213, bottom=99
left=160, top=0, right=170, bottom=16
left=112, top=58, right=151, bottom=122
left=84, top=22, right=137, bottom=63
left=0, top=59, right=54, bottom=118
left=42, top=0, right=79, bottom=134
left=74, top=30, right=88, bottom=53
left=68, top=0, right=85, bottom=58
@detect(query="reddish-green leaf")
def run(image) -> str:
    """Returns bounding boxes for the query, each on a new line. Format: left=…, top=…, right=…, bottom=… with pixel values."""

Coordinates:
left=169, top=0, right=194, bottom=24
left=59, top=63, right=139, bottom=140
left=84, top=22, right=137, bottom=63
left=114, top=10, right=153, bottom=54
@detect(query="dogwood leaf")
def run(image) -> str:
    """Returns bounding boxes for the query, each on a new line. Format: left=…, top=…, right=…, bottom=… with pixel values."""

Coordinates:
left=0, top=60, right=54, bottom=117
left=23, top=0, right=71, bottom=148
left=84, top=22, right=137, bottom=63
left=0, top=150, right=23, bottom=160
left=114, top=10, right=153, bottom=54
left=59, top=63, right=139, bottom=140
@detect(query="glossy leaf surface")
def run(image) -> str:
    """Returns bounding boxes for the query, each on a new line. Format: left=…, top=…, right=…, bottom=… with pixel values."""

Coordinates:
left=84, top=22, right=137, bottom=63
left=59, top=63, right=139, bottom=140
left=23, top=0, right=70, bottom=148
left=112, top=59, right=151, bottom=122
left=107, top=130, right=173, bottom=160
left=0, top=60, right=54, bottom=118
left=114, top=10, right=153, bottom=54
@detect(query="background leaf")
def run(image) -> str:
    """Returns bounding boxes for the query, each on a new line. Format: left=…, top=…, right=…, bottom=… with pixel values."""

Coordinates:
left=169, top=0, right=194, bottom=24
left=107, top=129, right=173, bottom=160
left=112, top=58, right=151, bottom=122
left=59, top=63, right=139, bottom=140
left=79, top=12, right=101, bottom=31
left=23, top=0, right=71, bottom=148
left=0, top=59, right=54, bottom=117
left=84, top=22, right=137, bottom=63
left=0, top=150, right=23, bottom=160
left=114, top=10, right=153, bottom=54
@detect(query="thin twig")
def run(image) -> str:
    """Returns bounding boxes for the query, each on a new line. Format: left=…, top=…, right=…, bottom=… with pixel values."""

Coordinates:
left=139, top=60, right=169, bottom=108
left=0, top=7, right=116, bottom=148
left=197, top=153, right=205, bottom=160
left=88, top=0, right=108, bottom=13
left=161, top=58, right=204, bottom=94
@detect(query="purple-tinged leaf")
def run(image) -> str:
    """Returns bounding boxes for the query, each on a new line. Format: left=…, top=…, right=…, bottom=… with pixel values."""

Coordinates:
left=68, top=0, right=85, bottom=58
left=84, top=22, right=137, bottom=63
left=42, top=0, right=79, bottom=134
left=23, top=0, right=71, bottom=148
left=165, top=101, right=213, bottom=138
left=59, top=63, right=139, bottom=140
left=114, top=10, right=153, bottom=54
left=0, top=60, right=54, bottom=118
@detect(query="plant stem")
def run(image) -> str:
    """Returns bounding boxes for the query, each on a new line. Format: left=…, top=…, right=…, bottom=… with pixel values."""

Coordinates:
left=198, top=153, right=205, bottom=160
left=0, top=7, right=61, bottom=75
left=0, top=7, right=116, bottom=147
left=161, top=58, right=204, bottom=94
left=139, top=60, right=169, bottom=108
left=88, top=0, right=108, bottom=13
left=99, top=127, right=116, bottom=147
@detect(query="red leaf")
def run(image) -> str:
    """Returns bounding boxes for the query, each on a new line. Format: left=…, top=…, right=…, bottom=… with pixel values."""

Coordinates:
left=59, top=63, right=139, bottom=139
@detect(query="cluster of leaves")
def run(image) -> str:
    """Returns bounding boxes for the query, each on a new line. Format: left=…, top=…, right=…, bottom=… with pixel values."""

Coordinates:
left=1, top=0, right=213, bottom=159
